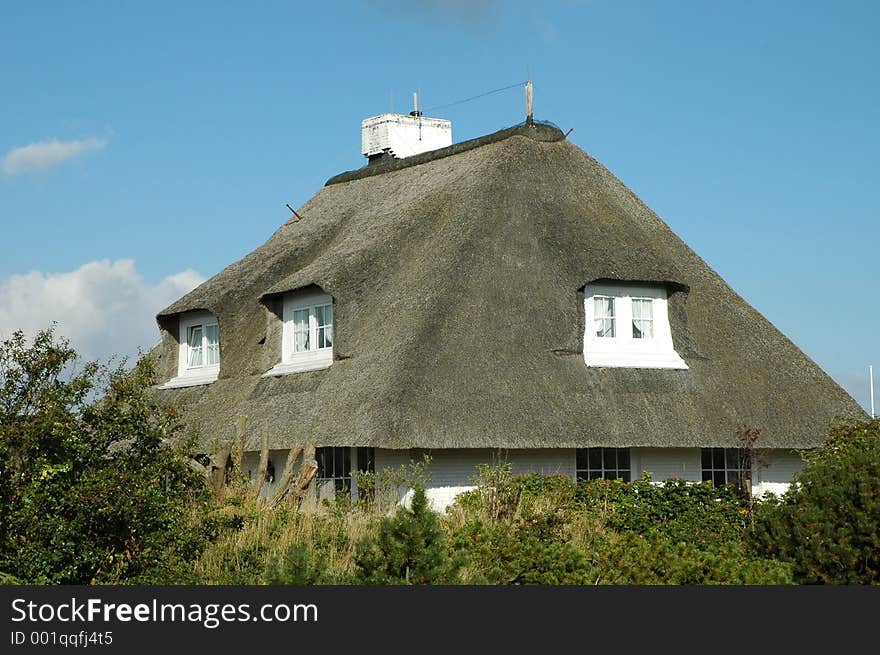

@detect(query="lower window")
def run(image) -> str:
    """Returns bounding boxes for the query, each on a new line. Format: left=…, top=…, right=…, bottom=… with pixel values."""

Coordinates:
left=576, top=448, right=631, bottom=481
left=315, top=447, right=375, bottom=500
left=701, top=448, right=744, bottom=487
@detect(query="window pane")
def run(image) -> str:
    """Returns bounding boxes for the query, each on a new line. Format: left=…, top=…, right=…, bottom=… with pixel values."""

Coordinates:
left=594, top=297, right=615, bottom=338
left=702, top=471, right=713, bottom=482
left=576, top=449, right=588, bottom=471
left=596, top=318, right=615, bottom=338
left=603, top=448, right=616, bottom=471
left=594, top=296, right=614, bottom=317
left=713, top=471, right=726, bottom=488
left=632, top=298, right=652, bottom=320
left=726, top=449, right=740, bottom=470
left=633, top=319, right=653, bottom=339
left=712, top=448, right=725, bottom=469
left=589, top=471, right=602, bottom=480
left=318, top=324, right=333, bottom=348
left=205, top=324, right=220, bottom=365
left=618, top=449, right=630, bottom=469
left=620, top=470, right=631, bottom=482
left=315, top=304, right=332, bottom=328
left=357, top=447, right=375, bottom=473
left=632, top=299, right=653, bottom=339
left=701, top=449, right=712, bottom=470
left=334, top=447, right=346, bottom=477
left=316, top=448, right=330, bottom=478
left=293, top=308, right=310, bottom=352
left=187, top=326, right=203, bottom=367
left=588, top=448, right=602, bottom=469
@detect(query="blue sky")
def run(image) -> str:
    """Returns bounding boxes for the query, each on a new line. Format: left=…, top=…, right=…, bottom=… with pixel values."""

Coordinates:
left=1, top=0, right=877, bottom=412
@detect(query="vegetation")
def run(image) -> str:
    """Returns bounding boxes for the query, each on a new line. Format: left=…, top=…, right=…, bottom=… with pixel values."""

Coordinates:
left=1, top=329, right=877, bottom=585
left=0, top=328, right=208, bottom=584
left=750, top=418, right=880, bottom=584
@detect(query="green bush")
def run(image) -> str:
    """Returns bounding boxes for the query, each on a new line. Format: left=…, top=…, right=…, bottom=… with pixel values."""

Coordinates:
left=576, top=475, right=751, bottom=549
left=266, top=544, right=329, bottom=585
left=592, top=532, right=792, bottom=585
left=750, top=419, right=880, bottom=584
left=354, top=485, right=460, bottom=584
left=453, top=511, right=593, bottom=585
left=0, top=329, right=209, bottom=584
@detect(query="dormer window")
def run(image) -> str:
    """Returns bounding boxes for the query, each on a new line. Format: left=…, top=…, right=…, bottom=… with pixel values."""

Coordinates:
left=264, top=289, right=334, bottom=376
left=160, top=310, right=221, bottom=388
left=583, top=284, right=687, bottom=369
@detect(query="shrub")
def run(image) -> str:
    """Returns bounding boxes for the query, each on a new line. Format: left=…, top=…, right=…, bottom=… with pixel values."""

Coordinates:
left=354, top=484, right=460, bottom=584
left=454, top=511, right=593, bottom=585
left=750, top=419, right=880, bottom=584
left=0, top=329, right=209, bottom=584
left=576, top=475, right=751, bottom=549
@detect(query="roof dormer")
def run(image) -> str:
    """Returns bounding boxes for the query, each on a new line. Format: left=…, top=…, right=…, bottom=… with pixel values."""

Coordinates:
left=583, top=283, right=687, bottom=369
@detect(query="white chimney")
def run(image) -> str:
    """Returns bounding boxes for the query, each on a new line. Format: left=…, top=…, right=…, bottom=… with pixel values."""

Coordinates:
left=361, top=113, right=452, bottom=160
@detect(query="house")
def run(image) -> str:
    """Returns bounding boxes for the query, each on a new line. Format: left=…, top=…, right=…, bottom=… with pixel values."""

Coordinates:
left=151, top=108, right=866, bottom=509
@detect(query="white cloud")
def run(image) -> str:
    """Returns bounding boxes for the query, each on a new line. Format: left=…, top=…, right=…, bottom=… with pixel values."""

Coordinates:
left=0, top=259, right=205, bottom=363
left=2, top=137, right=108, bottom=175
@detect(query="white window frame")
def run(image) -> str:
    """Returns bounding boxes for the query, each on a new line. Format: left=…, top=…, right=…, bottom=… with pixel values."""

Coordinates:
left=264, top=290, right=334, bottom=377
left=701, top=448, right=745, bottom=488
left=159, top=310, right=221, bottom=389
left=314, top=446, right=376, bottom=503
left=576, top=447, right=632, bottom=482
left=583, top=284, right=687, bottom=369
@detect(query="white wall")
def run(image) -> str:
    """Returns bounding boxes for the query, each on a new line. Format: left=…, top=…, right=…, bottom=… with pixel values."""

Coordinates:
left=752, top=449, right=804, bottom=498
left=242, top=449, right=291, bottom=499
left=376, top=448, right=576, bottom=511
left=632, top=447, right=703, bottom=482
left=240, top=446, right=803, bottom=509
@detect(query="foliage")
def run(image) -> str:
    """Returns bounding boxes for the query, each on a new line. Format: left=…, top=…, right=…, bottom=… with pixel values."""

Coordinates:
left=354, top=485, right=461, bottom=584
left=265, top=543, right=329, bottom=585
left=453, top=512, right=593, bottom=585
left=0, top=328, right=209, bottom=584
left=575, top=475, right=751, bottom=549
left=750, top=418, right=880, bottom=584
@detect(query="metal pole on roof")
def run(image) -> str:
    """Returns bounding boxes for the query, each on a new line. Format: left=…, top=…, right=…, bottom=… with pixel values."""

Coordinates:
left=525, top=80, right=534, bottom=125
left=870, top=365, right=875, bottom=418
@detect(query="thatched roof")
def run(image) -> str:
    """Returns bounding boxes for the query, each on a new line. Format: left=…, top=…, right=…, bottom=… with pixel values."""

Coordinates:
left=152, top=122, right=865, bottom=452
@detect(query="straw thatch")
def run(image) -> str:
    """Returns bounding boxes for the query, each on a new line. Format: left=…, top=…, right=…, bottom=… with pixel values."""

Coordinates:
left=152, top=122, right=865, bottom=452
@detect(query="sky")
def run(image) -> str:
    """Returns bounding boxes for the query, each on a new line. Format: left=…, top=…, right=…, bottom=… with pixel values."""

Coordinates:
left=1, top=0, right=877, bottom=412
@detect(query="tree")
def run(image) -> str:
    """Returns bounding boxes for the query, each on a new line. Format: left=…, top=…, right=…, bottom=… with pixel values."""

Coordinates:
left=750, top=418, right=880, bottom=584
left=0, top=328, right=208, bottom=584
left=354, top=484, right=460, bottom=584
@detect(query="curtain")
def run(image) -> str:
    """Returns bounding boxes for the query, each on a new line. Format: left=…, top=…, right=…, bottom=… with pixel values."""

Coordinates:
left=293, top=308, right=310, bottom=352
left=187, top=325, right=203, bottom=367
left=632, top=298, right=653, bottom=339
left=594, top=296, right=615, bottom=337
left=315, top=304, right=333, bottom=348
left=205, top=324, right=220, bottom=365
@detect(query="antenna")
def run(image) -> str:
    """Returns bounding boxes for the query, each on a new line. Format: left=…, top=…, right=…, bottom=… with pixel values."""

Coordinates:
left=525, top=79, right=534, bottom=125
left=410, top=91, right=422, bottom=117
left=870, top=364, right=876, bottom=418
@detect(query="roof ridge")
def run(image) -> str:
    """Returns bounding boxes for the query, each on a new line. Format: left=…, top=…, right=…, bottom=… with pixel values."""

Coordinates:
left=325, top=121, right=565, bottom=186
